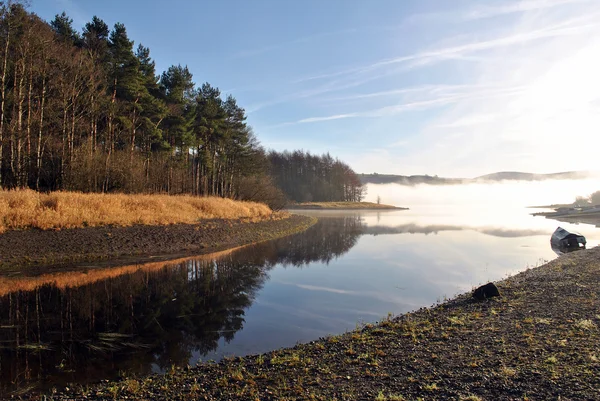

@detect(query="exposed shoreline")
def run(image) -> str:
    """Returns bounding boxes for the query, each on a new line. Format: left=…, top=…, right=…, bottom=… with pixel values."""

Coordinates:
left=287, top=201, right=408, bottom=210
left=26, top=246, right=600, bottom=400
left=531, top=206, right=600, bottom=227
left=0, top=214, right=316, bottom=272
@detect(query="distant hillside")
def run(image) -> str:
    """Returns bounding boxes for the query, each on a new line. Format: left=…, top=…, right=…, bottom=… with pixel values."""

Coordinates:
left=359, top=174, right=464, bottom=185
left=360, top=171, right=591, bottom=186
left=473, top=171, right=589, bottom=182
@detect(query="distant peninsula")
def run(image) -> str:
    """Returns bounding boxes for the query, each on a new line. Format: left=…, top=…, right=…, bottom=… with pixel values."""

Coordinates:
left=287, top=201, right=407, bottom=210
left=360, top=170, right=592, bottom=186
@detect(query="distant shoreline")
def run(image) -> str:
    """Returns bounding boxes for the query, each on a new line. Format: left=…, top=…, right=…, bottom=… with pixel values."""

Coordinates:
left=530, top=204, right=600, bottom=227
left=527, top=204, right=572, bottom=209
left=360, top=170, right=592, bottom=186
left=286, top=201, right=408, bottom=210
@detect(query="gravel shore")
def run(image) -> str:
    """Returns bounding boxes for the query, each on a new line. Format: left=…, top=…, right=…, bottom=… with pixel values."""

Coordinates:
left=19, top=246, right=600, bottom=400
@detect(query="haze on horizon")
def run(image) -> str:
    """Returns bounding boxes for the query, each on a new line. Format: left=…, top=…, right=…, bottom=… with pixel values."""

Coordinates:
left=33, top=0, right=600, bottom=176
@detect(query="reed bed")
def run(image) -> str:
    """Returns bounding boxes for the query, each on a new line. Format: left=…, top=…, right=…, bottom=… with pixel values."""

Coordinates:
left=0, top=190, right=273, bottom=232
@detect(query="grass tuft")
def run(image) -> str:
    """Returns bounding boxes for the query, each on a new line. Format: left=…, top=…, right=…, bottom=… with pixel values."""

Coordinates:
left=576, top=319, right=596, bottom=331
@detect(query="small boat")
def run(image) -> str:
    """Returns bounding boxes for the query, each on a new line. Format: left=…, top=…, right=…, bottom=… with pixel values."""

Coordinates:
left=550, top=227, right=586, bottom=255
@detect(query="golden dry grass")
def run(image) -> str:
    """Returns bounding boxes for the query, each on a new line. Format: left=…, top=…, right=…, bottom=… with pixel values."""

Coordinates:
left=0, top=246, right=246, bottom=297
left=0, top=190, right=274, bottom=232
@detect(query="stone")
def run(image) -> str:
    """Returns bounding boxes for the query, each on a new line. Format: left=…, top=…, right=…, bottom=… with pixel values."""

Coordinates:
left=472, top=282, right=500, bottom=300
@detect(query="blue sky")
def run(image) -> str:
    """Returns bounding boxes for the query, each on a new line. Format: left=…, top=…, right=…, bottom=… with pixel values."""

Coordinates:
left=32, top=0, right=600, bottom=177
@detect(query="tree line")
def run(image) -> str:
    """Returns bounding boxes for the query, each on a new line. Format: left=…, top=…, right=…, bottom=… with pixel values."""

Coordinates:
left=573, top=190, right=600, bottom=207
left=268, top=150, right=365, bottom=202
left=0, top=3, right=364, bottom=206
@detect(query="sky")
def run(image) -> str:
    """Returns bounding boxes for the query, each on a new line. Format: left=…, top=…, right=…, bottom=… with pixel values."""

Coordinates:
left=31, top=0, right=600, bottom=177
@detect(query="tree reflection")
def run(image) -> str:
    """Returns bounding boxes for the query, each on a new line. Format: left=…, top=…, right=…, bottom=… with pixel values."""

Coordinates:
left=0, top=214, right=363, bottom=394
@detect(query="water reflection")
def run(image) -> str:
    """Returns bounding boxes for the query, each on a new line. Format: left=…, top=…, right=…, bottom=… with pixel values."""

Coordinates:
left=1, top=257, right=265, bottom=393
left=363, top=224, right=548, bottom=237
left=2, top=207, right=599, bottom=395
left=0, top=215, right=363, bottom=394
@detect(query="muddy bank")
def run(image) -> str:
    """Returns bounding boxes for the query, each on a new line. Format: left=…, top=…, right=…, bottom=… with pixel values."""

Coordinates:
left=21, top=246, right=600, bottom=400
left=0, top=214, right=316, bottom=271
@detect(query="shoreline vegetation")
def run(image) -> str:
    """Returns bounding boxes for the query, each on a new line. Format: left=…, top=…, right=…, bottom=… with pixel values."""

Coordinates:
left=27, top=246, right=600, bottom=400
left=287, top=201, right=407, bottom=210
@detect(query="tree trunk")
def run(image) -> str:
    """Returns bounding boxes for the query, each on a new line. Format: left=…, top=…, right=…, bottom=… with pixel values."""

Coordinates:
left=36, top=70, right=46, bottom=190
left=104, top=78, right=118, bottom=192
left=25, top=61, right=32, bottom=187
left=70, top=88, right=76, bottom=165
left=130, top=97, right=139, bottom=155
left=60, top=95, right=68, bottom=187
left=0, top=9, right=11, bottom=188
left=16, top=57, right=24, bottom=188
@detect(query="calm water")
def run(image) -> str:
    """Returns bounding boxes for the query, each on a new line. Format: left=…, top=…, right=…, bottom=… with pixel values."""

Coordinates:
left=2, top=180, right=600, bottom=394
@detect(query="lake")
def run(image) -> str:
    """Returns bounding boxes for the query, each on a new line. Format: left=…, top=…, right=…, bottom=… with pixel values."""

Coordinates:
left=2, top=179, right=600, bottom=394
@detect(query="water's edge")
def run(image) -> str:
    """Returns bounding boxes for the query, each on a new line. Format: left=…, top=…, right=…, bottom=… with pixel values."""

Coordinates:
left=0, top=214, right=317, bottom=272
left=44, top=247, right=600, bottom=400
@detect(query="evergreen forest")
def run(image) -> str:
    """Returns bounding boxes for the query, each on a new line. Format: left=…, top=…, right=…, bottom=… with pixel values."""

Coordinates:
left=0, top=3, right=365, bottom=207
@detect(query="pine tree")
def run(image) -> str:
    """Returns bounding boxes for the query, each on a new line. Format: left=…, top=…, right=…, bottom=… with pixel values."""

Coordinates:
left=50, top=11, right=79, bottom=45
left=194, top=83, right=226, bottom=195
left=160, top=65, right=196, bottom=151
left=135, top=44, right=166, bottom=183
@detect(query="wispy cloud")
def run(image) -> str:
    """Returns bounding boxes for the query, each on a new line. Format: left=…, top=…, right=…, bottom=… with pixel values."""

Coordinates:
left=253, top=8, right=598, bottom=120
left=295, top=14, right=599, bottom=84
left=293, top=97, right=459, bottom=125
left=297, top=114, right=357, bottom=124
left=255, top=0, right=600, bottom=176
left=319, top=85, right=442, bottom=102
left=372, top=18, right=598, bottom=71
left=319, top=83, right=523, bottom=104
left=464, top=0, right=593, bottom=20
left=287, top=84, right=526, bottom=126
left=407, top=0, right=593, bottom=25
left=259, top=14, right=594, bottom=122
left=247, top=65, right=406, bottom=114
left=395, top=34, right=600, bottom=175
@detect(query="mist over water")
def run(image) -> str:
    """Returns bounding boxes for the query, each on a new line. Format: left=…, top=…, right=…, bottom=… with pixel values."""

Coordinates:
left=364, top=179, right=600, bottom=229
left=366, top=179, right=600, bottom=207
